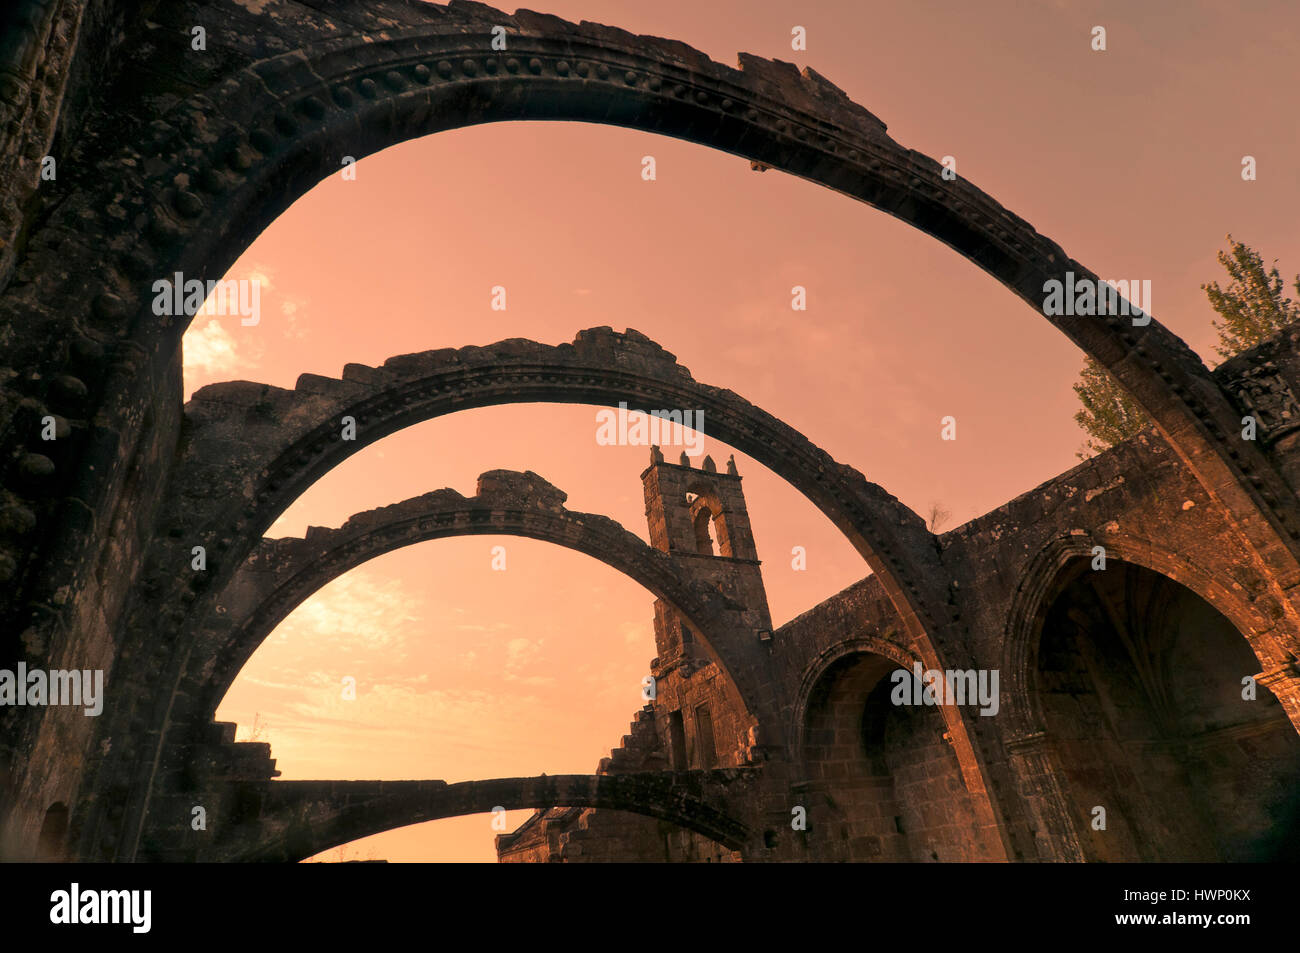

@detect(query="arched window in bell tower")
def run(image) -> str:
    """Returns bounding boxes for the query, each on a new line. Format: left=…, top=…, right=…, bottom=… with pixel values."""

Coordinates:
left=686, top=484, right=732, bottom=558
left=693, top=506, right=719, bottom=556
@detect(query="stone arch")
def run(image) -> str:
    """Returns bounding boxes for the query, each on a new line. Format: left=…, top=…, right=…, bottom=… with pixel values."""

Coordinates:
left=221, top=774, right=757, bottom=863
left=1003, top=531, right=1293, bottom=744
left=790, top=636, right=916, bottom=766
left=17, top=1, right=1300, bottom=859
left=193, top=470, right=752, bottom=726
left=1003, top=533, right=1300, bottom=861
left=168, top=330, right=944, bottom=640
left=793, top=646, right=1004, bottom=862
left=20, top=0, right=1298, bottom=863
left=685, top=480, right=730, bottom=557
left=142, top=331, right=957, bottom=746
left=95, top=331, right=998, bottom=862
left=10, top=0, right=1300, bottom=657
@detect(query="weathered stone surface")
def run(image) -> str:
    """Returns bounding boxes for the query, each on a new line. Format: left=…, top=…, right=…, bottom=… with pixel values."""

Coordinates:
left=3, top=0, right=1300, bottom=864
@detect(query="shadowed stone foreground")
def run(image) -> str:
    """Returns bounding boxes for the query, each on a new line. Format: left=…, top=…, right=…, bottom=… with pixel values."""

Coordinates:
left=2, top=0, right=1299, bottom=863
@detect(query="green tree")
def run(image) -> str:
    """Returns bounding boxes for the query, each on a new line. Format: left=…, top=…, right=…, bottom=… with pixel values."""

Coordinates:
left=1202, top=234, right=1300, bottom=360
left=1072, top=356, right=1149, bottom=459
left=1072, top=236, right=1300, bottom=457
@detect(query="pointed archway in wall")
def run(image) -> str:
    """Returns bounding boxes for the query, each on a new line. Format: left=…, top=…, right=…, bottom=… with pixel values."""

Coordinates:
left=1027, top=558, right=1300, bottom=861
left=796, top=643, right=1004, bottom=862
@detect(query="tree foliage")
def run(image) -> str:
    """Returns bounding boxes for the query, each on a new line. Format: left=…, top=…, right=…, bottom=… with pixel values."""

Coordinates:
left=1072, top=236, right=1300, bottom=457
left=1201, top=234, right=1300, bottom=360
left=1072, top=356, right=1149, bottom=459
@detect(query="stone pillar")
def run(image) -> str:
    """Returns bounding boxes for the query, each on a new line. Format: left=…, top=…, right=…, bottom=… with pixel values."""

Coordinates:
left=1006, top=731, right=1085, bottom=862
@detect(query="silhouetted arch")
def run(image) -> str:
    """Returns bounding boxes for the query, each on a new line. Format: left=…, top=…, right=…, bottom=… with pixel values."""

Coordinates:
left=195, top=471, right=750, bottom=723
left=110, top=335, right=993, bottom=862
left=25, top=0, right=1300, bottom=864
left=221, top=773, right=757, bottom=862
left=141, top=333, right=966, bottom=756
left=11, top=1, right=1300, bottom=657
left=171, top=330, right=943, bottom=636
left=38, top=1, right=1300, bottom=857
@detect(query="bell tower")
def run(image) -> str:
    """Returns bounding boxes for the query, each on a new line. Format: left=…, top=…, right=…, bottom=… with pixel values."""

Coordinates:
left=641, top=447, right=773, bottom=771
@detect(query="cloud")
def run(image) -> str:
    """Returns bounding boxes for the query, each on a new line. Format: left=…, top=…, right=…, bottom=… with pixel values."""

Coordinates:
left=182, top=318, right=249, bottom=380
left=180, top=260, right=310, bottom=396
left=500, top=638, right=555, bottom=686
left=246, top=265, right=275, bottom=290
left=504, top=637, right=542, bottom=674
left=275, top=571, right=421, bottom=658
left=243, top=262, right=311, bottom=338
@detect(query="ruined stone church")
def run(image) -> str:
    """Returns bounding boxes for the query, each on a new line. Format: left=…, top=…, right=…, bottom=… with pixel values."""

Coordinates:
left=1, top=0, right=1298, bottom=863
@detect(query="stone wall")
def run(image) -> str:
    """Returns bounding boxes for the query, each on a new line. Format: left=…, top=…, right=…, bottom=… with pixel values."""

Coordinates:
left=3, top=0, right=1300, bottom=864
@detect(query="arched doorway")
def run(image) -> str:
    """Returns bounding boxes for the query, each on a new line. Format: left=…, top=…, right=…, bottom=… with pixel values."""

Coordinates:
left=1033, top=558, right=1300, bottom=861
left=800, top=651, right=990, bottom=861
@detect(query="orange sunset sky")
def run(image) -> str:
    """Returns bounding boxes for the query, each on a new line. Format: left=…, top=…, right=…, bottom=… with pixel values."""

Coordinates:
left=182, top=0, right=1300, bottom=860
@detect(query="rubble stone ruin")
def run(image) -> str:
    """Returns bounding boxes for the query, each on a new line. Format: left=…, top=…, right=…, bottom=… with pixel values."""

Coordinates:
left=2, top=0, right=1299, bottom=862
